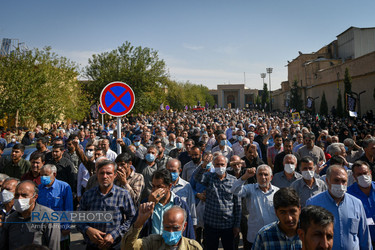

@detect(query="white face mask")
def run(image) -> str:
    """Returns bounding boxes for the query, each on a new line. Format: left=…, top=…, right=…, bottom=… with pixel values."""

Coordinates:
left=0, top=189, right=14, bottom=204
left=215, top=167, right=226, bottom=176
left=357, top=174, right=372, bottom=188
left=284, top=164, right=295, bottom=174
left=13, top=198, right=32, bottom=212
left=301, top=170, right=315, bottom=180
left=330, top=184, right=347, bottom=198
left=86, top=150, right=94, bottom=158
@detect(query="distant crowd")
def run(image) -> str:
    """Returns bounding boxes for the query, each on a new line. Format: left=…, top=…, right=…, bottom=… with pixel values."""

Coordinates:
left=0, top=109, right=374, bottom=250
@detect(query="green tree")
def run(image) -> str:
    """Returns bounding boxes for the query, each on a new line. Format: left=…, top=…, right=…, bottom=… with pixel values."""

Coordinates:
left=337, top=89, right=344, bottom=117
left=290, top=80, right=304, bottom=111
left=261, top=83, right=269, bottom=111
left=85, top=41, right=168, bottom=113
left=0, top=47, right=89, bottom=126
left=320, top=91, right=328, bottom=115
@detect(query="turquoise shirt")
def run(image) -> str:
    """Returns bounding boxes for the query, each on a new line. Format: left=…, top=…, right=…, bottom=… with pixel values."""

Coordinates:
left=151, top=192, right=175, bottom=235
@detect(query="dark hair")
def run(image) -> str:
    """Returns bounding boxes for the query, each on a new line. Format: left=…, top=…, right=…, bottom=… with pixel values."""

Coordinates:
left=191, top=146, right=201, bottom=152
left=274, top=134, right=282, bottom=139
left=96, top=159, right=117, bottom=172
left=303, top=132, right=315, bottom=140
left=152, top=168, right=172, bottom=186
left=300, top=156, right=314, bottom=165
left=186, top=139, right=195, bottom=145
left=273, top=187, right=300, bottom=210
left=154, top=140, right=166, bottom=148
left=30, top=152, right=45, bottom=162
left=15, top=243, right=49, bottom=250
left=329, top=155, right=345, bottom=166
left=299, top=205, right=334, bottom=232
left=37, top=137, right=48, bottom=145
left=351, top=160, right=371, bottom=174
left=13, top=143, right=25, bottom=152
left=52, top=144, right=65, bottom=151
left=115, top=153, right=133, bottom=163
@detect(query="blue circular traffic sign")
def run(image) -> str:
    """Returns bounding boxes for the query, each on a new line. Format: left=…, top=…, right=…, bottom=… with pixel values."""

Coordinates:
left=100, top=82, right=135, bottom=117
left=98, top=104, right=106, bottom=115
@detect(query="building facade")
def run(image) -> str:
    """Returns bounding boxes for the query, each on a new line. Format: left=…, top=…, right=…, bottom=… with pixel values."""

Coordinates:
left=272, top=26, right=375, bottom=116
left=209, top=84, right=258, bottom=109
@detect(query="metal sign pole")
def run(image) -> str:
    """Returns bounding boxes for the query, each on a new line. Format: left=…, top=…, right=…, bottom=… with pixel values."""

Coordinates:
left=102, top=114, right=104, bottom=127
left=117, top=117, right=122, bottom=154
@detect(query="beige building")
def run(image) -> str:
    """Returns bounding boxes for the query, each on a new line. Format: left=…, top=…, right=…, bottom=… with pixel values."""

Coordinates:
left=209, top=84, right=258, bottom=109
left=273, top=26, right=375, bottom=116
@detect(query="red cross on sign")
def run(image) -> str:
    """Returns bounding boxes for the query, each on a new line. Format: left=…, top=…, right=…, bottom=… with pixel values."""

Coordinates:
left=100, top=82, right=135, bottom=117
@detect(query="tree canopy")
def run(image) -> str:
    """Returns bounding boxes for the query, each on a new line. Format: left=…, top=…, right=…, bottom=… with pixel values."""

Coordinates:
left=0, top=47, right=89, bottom=126
left=290, top=80, right=304, bottom=111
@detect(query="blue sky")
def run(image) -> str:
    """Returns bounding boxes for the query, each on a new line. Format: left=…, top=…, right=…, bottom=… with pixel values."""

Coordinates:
left=1, top=0, right=374, bottom=90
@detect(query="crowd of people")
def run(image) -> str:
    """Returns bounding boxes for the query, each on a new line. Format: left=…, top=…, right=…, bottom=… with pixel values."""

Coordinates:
left=0, top=109, right=374, bottom=250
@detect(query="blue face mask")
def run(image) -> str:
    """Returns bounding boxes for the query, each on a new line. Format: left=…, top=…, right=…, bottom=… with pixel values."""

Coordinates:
left=237, top=136, right=243, bottom=142
left=41, top=176, right=52, bottom=186
left=344, top=146, right=349, bottom=151
left=176, top=142, right=183, bottom=149
left=134, top=141, right=141, bottom=147
left=220, top=140, right=227, bottom=146
left=145, top=153, right=155, bottom=163
left=206, top=162, right=213, bottom=169
left=162, top=230, right=182, bottom=246
left=171, top=172, right=179, bottom=182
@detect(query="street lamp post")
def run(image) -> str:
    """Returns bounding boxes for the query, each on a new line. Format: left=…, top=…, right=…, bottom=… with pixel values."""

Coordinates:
left=260, top=73, right=266, bottom=110
left=266, top=68, right=273, bottom=111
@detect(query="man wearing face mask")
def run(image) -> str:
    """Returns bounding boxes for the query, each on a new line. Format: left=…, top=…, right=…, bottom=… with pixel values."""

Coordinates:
left=194, top=154, right=241, bottom=250
left=137, top=146, right=159, bottom=201
left=347, top=161, right=375, bottom=245
left=167, top=159, right=197, bottom=227
left=0, top=180, right=61, bottom=249
left=37, top=164, right=73, bottom=250
left=0, top=177, right=19, bottom=229
left=168, top=136, right=185, bottom=158
left=306, top=165, right=371, bottom=249
left=232, top=130, right=248, bottom=158
left=165, top=133, right=176, bottom=155
left=122, top=204, right=202, bottom=249
left=135, top=169, right=195, bottom=239
left=271, top=154, right=302, bottom=188
left=212, top=134, right=233, bottom=162
left=290, top=156, right=327, bottom=207
left=133, top=135, right=147, bottom=160
left=231, top=165, right=279, bottom=249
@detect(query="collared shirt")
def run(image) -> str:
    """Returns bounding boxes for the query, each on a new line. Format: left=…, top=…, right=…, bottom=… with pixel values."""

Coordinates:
left=1, top=203, right=61, bottom=250
left=151, top=192, right=175, bottom=234
left=164, top=144, right=176, bottom=155
left=77, top=163, right=90, bottom=197
left=21, top=171, right=42, bottom=185
left=182, top=160, right=200, bottom=182
left=347, top=181, right=375, bottom=242
left=194, top=168, right=241, bottom=229
left=105, top=149, right=118, bottom=162
left=290, top=177, right=327, bottom=207
left=296, top=145, right=326, bottom=166
left=77, top=184, right=135, bottom=247
left=211, top=145, right=234, bottom=161
left=306, top=191, right=371, bottom=250
left=231, top=180, right=279, bottom=242
left=0, top=157, right=30, bottom=179
left=37, top=179, right=73, bottom=231
left=232, top=142, right=246, bottom=158
left=137, top=160, right=158, bottom=201
left=172, top=178, right=197, bottom=225
left=119, top=169, right=144, bottom=207
left=47, top=157, right=75, bottom=192
left=121, top=224, right=202, bottom=250
left=271, top=171, right=302, bottom=189
left=252, top=221, right=302, bottom=250
left=155, top=154, right=171, bottom=170
left=135, top=144, right=147, bottom=160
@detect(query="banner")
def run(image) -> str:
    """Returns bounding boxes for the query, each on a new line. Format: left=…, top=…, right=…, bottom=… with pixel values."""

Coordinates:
left=292, top=112, right=301, bottom=124
left=346, top=94, right=356, bottom=112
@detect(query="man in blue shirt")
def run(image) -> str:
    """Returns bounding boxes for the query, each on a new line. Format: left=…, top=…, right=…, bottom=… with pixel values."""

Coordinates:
left=37, top=164, right=73, bottom=250
left=347, top=161, right=375, bottom=246
left=306, top=165, right=371, bottom=250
